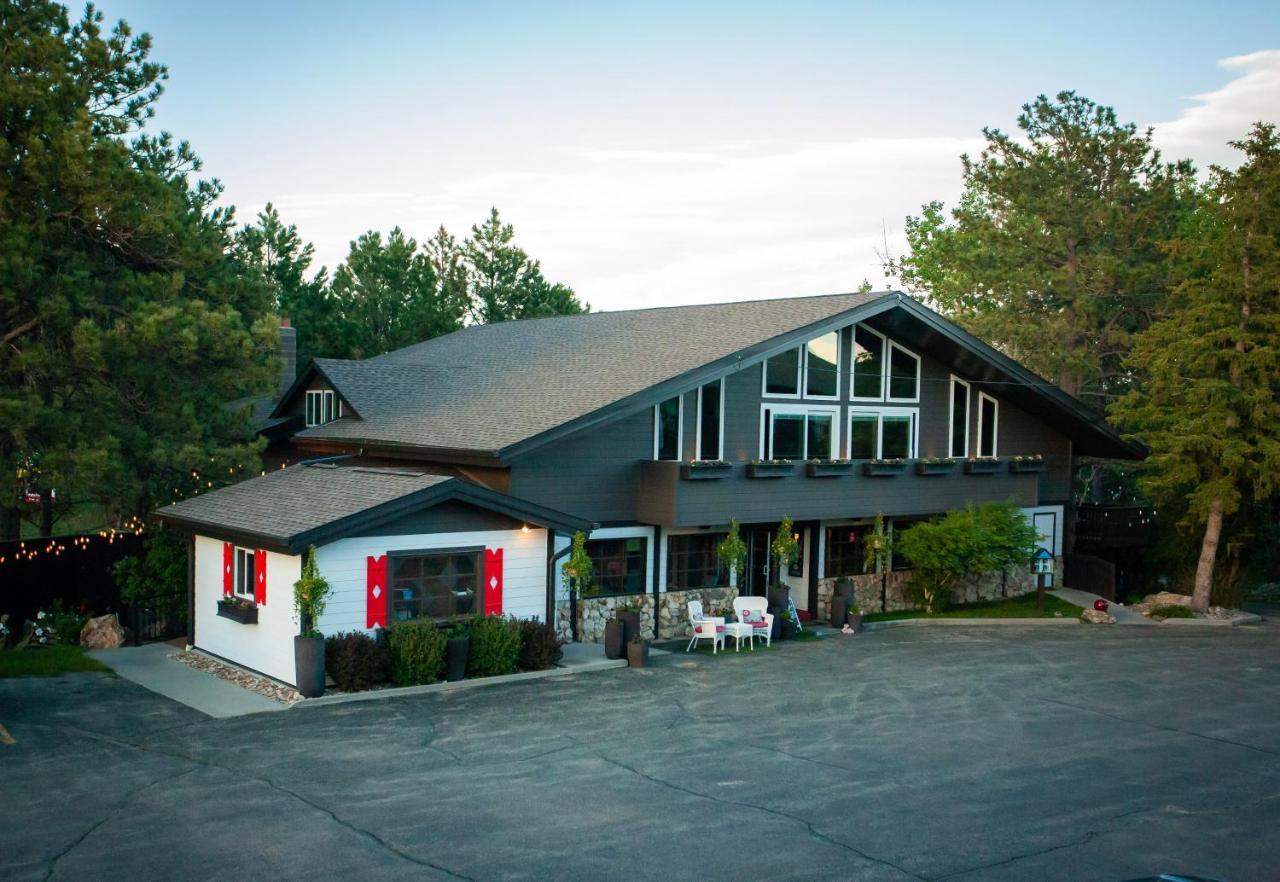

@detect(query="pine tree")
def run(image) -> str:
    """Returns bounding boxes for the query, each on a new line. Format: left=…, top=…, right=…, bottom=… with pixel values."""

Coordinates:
left=464, top=208, right=587, bottom=324
left=1111, top=124, right=1280, bottom=611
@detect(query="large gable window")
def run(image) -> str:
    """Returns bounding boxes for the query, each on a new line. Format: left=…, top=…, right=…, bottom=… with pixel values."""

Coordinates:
left=761, top=406, right=837, bottom=460
left=305, top=389, right=339, bottom=427
left=950, top=376, right=970, bottom=458
left=586, top=537, right=648, bottom=595
left=390, top=549, right=481, bottom=622
left=697, top=380, right=723, bottom=460
left=654, top=395, right=682, bottom=461
left=764, top=348, right=801, bottom=397
left=887, top=342, right=920, bottom=401
left=852, top=325, right=886, bottom=400
left=977, top=392, right=999, bottom=458
left=848, top=408, right=918, bottom=459
left=763, top=331, right=843, bottom=400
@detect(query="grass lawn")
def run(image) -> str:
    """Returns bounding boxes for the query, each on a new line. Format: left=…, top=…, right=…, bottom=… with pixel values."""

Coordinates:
left=863, top=593, right=1082, bottom=623
left=0, top=645, right=113, bottom=678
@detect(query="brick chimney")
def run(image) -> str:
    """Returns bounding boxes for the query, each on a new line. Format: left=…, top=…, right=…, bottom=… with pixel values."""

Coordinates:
left=279, top=317, right=297, bottom=396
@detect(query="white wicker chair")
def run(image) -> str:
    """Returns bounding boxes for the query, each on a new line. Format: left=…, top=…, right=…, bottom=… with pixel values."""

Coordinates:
left=733, top=596, right=773, bottom=648
left=686, top=600, right=725, bottom=653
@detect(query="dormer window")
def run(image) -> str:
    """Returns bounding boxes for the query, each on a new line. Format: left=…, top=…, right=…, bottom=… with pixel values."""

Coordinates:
left=305, top=389, right=340, bottom=427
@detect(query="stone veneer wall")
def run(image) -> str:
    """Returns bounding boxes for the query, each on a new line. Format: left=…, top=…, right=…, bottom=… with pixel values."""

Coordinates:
left=815, top=558, right=1062, bottom=621
left=556, top=586, right=739, bottom=643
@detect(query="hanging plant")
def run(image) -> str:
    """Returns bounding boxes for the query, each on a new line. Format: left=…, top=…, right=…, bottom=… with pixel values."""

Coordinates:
left=770, top=515, right=800, bottom=581
left=717, top=519, right=747, bottom=587
left=561, top=532, right=597, bottom=598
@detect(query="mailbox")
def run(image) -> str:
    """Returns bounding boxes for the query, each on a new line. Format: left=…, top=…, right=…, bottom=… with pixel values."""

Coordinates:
left=1032, top=547, right=1054, bottom=587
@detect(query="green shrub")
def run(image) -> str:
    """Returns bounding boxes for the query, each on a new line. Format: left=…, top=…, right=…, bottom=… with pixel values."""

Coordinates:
left=1149, top=603, right=1195, bottom=619
left=467, top=615, right=521, bottom=677
left=325, top=632, right=391, bottom=692
left=43, top=600, right=91, bottom=646
left=516, top=619, right=563, bottom=671
left=388, top=619, right=446, bottom=686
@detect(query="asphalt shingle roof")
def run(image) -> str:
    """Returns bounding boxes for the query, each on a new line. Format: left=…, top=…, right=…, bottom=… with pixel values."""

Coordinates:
left=159, top=463, right=453, bottom=546
left=294, top=291, right=887, bottom=454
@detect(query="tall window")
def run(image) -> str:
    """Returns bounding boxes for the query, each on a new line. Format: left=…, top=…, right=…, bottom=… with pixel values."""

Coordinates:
left=763, top=332, right=842, bottom=399
left=824, top=526, right=869, bottom=578
left=950, top=377, right=970, bottom=458
left=667, top=533, right=727, bottom=590
left=764, top=348, right=800, bottom=396
left=977, top=392, right=998, bottom=458
left=847, top=409, right=918, bottom=459
left=234, top=547, right=256, bottom=598
left=762, top=407, right=837, bottom=460
left=305, top=389, right=338, bottom=427
left=586, top=538, right=648, bottom=595
left=697, top=380, right=723, bottom=460
left=390, top=550, right=481, bottom=622
left=887, top=343, right=920, bottom=401
left=852, top=325, right=885, bottom=399
left=654, top=396, right=682, bottom=460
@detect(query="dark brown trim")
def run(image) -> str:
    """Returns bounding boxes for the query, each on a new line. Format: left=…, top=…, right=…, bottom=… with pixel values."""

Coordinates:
left=805, top=521, right=820, bottom=613
left=186, top=534, right=196, bottom=647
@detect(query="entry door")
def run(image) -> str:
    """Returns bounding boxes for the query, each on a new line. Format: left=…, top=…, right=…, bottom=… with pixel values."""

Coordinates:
left=745, top=526, right=773, bottom=596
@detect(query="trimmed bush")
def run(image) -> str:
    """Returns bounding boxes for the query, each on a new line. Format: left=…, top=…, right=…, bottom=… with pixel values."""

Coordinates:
left=1149, top=603, right=1195, bottom=619
left=325, top=632, right=391, bottom=692
left=467, top=615, right=521, bottom=677
left=388, top=619, right=447, bottom=686
left=516, top=619, right=564, bottom=671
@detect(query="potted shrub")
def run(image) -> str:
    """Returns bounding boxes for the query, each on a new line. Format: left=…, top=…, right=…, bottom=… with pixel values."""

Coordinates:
left=603, top=617, right=625, bottom=659
left=561, top=531, right=597, bottom=642
left=615, top=600, right=642, bottom=644
left=846, top=603, right=865, bottom=634
left=717, top=519, right=747, bottom=591
left=780, top=605, right=799, bottom=640
left=626, top=632, right=650, bottom=668
left=444, top=618, right=470, bottom=682
left=768, top=516, right=800, bottom=639
left=293, top=546, right=333, bottom=698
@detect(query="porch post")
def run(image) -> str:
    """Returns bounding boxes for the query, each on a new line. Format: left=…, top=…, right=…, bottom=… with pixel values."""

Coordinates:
left=652, top=525, right=662, bottom=639
left=186, top=534, right=195, bottom=647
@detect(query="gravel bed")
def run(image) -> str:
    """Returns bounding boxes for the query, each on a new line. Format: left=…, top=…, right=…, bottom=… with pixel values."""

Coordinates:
left=170, top=650, right=301, bottom=704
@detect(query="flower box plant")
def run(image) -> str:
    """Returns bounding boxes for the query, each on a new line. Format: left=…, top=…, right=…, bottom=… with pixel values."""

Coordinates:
left=963, top=457, right=1003, bottom=475
left=217, top=596, right=258, bottom=625
left=915, top=457, right=958, bottom=476
left=1009, top=454, right=1046, bottom=473
left=680, top=460, right=732, bottom=480
left=862, top=458, right=908, bottom=477
left=805, top=458, right=854, bottom=478
left=746, top=459, right=794, bottom=478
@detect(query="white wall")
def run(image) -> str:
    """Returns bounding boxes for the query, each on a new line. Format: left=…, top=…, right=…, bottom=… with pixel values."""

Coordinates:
left=193, top=535, right=302, bottom=686
left=313, top=527, right=550, bottom=635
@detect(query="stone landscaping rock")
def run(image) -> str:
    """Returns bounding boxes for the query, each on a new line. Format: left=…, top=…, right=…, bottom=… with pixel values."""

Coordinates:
left=1080, top=608, right=1117, bottom=624
left=171, top=650, right=301, bottom=704
left=79, top=613, right=126, bottom=650
left=1134, top=591, right=1194, bottom=613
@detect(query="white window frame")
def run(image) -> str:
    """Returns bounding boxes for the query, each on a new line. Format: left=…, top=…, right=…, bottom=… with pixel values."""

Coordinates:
left=850, top=323, right=888, bottom=402
left=949, top=375, right=971, bottom=458
left=305, top=390, right=322, bottom=427
left=695, top=378, right=725, bottom=461
left=760, top=347, right=802, bottom=399
left=653, top=394, right=684, bottom=461
left=977, top=391, right=999, bottom=458
left=305, top=388, right=339, bottom=427
left=233, top=546, right=256, bottom=599
left=847, top=407, right=919, bottom=459
left=802, top=330, right=842, bottom=401
left=758, top=404, right=840, bottom=460
left=885, top=341, right=921, bottom=403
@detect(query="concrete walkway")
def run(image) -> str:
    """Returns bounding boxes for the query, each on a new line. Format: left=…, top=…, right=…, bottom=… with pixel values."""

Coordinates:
left=1050, top=587, right=1156, bottom=625
left=88, top=642, right=286, bottom=718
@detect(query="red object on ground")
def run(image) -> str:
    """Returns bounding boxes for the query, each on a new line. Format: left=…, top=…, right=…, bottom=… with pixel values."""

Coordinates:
left=1094, top=599, right=1109, bottom=612
left=366, top=555, right=387, bottom=629
left=484, top=548, right=504, bottom=615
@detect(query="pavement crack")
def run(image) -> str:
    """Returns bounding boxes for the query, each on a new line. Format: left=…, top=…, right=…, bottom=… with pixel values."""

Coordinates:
left=595, top=752, right=927, bottom=881
left=1037, top=697, right=1280, bottom=757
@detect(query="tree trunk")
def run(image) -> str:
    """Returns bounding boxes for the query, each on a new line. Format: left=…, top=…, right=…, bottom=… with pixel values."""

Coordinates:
left=39, top=490, right=54, bottom=538
left=1191, top=498, right=1224, bottom=613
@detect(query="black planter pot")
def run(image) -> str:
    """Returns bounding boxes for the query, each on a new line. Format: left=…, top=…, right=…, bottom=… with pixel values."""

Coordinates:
left=780, top=618, right=798, bottom=640
left=834, top=578, right=855, bottom=603
left=627, top=640, right=650, bottom=668
left=294, top=635, right=325, bottom=698
left=846, top=612, right=865, bottom=634
left=217, top=602, right=258, bottom=625
left=603, top=620, right=625, bottom=660
left=446, top=636, right=470, bottom=681
left=767, top=584, right=790, bottom=611
left=616, top=610, right=641, bottom=644
left=963, top=458, right=1003, bottom=475
left=831, top=595, right=848, bottom=628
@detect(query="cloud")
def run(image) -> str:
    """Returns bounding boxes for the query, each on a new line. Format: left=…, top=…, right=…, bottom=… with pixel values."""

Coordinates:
left=1150, top=49, right=1280, bottom=169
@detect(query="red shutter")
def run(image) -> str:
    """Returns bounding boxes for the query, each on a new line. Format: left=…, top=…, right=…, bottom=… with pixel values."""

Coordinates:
left=222, top=542, right=234, bottom=596
left=484, top=548, right=503, bottom=615
left=254, top=549, right=267, bottom=606
left=367, top=555, right=388, bottom=629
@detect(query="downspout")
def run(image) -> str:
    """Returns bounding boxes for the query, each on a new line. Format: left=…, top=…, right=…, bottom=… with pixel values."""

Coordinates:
left=652, top=525, right=662, bottom=639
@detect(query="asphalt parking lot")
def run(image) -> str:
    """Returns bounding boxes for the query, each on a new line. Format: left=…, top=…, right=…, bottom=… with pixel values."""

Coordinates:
left=3, top=621, right=1278, bottom=881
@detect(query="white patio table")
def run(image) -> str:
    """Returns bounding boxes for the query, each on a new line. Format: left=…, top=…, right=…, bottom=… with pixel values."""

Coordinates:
left=722, top=620, right=754, bottom=651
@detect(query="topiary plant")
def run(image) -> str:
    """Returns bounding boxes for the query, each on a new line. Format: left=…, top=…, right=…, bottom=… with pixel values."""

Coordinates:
left=770, top=515, right=800, bottom=584
left=717, top=519, right=747, bottom=587
left=293, top=546, right=332, bottom=637
left=467, top=615, right=522, bottom=677
left=387, top=619, right=446, bottom=686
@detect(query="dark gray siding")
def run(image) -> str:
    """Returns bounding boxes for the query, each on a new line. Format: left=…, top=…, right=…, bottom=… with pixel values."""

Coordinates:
left=350, top=499, right=524, bottom=537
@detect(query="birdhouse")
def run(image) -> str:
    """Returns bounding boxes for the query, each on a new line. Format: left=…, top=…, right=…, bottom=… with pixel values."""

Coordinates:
left=1032, top=547, right=1054, bottom=584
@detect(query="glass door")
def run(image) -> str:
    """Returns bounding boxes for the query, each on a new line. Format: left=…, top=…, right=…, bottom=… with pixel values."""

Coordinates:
left=745, top=526, right=773, bottom=596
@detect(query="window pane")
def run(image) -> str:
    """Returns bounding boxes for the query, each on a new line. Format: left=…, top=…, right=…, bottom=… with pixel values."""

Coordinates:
left=699, top=382, right=721, bottom=460
left=852, top=326, right=884, bottom=398
left=305, top=393, right=317, bottom=426
left=805, top=332, right=839, bottom=397
left=806, top=414, right=833, bottom=459
left=979, top=396, right=997, bottom=457
left=586, top=538, right=648, bottom=595
left=657, top=397, right=680, bottom=460
left=765, top=348, right=800, bottom=395
left=667, top=534, right=727, bottom=590
left=888, top=346, right=918, bottom=399
left=882, top=415, right=913, bottom=458
left=849, top=415, right=877, bottom=459
left=824, top=526, right=868, bottom=577
left=391, top=552, right=482, bottom=621
left=951, top=381, right=968, bottom=457
left=771, top=414, right=804, bottom=460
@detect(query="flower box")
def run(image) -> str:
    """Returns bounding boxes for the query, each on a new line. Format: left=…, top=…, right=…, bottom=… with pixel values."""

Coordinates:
left=680, top=461, right=732, bottom=480
left=746, top=460, right=794, bottom=478
left=915, top=459, right=958, bottom=476
left=1009, top=457, right=1046, bottom=474
left=963, top=458, right=1003, bottom=475
left=805, top=460, right=853, bottom=478
left=217, top=600, right=258, bottom=625
left=862, top=459, right=908, bottom=477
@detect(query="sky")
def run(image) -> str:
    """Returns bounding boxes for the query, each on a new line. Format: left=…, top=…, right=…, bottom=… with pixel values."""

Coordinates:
left=104, top=0, right=1280, bottom=312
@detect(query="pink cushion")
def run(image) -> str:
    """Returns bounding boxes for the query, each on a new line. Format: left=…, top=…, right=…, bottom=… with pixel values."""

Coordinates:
left=715, top=626, right=725, bottom=633
left=751, top=620, right=770, bottom=629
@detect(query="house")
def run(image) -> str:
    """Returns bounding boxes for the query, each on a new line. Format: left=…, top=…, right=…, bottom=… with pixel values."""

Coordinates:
left=157, top=290, right=1140, bottom=686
